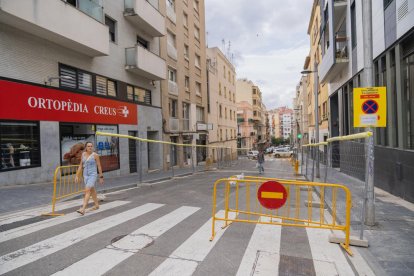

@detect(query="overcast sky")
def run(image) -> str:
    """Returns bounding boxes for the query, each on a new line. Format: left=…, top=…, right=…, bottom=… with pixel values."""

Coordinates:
left=205, top=0, right=313, bottom=110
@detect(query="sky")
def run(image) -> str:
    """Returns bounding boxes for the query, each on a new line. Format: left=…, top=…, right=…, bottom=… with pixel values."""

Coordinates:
left=205, top=0, right=313, bottom=110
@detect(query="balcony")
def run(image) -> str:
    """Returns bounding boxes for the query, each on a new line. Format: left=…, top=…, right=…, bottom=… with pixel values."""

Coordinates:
left=319, top=32, right=349, bottom=83
left=168, top=80, right=178, bottom=95
left=125, top=45, right=166, bottom=80
left=124, top=0, right=165, bottom=37
left=169, top=118, right=179, bottom=132
left=0, top=0, right=109, bottom=57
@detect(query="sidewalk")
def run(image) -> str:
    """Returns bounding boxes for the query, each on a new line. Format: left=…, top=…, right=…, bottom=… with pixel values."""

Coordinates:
left=0, top=163, right=221, bottom=215
left=305, top=164, right=414, bottom=276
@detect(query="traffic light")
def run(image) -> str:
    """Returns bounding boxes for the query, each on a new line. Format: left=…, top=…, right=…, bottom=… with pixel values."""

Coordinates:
left=297, top=134, right=302, bottom=139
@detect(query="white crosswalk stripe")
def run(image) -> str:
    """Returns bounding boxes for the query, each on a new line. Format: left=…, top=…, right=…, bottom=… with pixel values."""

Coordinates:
left=149, top=210, right=236, bottom=276
left=0, top=203, right=163, bottom=275
left=51, top=206, right=200, bottom=276
left=0, top=201, right=130, bottom=243
left=236, top=217, right=282, bottom=276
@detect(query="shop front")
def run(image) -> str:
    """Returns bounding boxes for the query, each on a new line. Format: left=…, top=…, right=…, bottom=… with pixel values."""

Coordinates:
left=0, top=78, right=137, bottom=185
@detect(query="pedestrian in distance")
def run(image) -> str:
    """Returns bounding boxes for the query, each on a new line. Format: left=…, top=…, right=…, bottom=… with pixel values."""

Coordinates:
left=75, top=141, right=104, bottom=215
left=257, top=150, right=265, bottom=174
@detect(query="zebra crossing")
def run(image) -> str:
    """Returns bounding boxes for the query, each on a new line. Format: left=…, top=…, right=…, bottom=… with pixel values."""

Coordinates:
left=0, top=199, right=373, bottom=276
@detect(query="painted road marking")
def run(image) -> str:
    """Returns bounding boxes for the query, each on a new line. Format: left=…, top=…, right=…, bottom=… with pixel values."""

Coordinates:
left=149, top=210, right=236, bottom=276
left=0, top=203, right=163, bottom=275
left=0, top=200, right=83, bottom=226
left=52, top=206, right=200, bottom=276
left=0, top=201, right=130, bottom=243
left=236, top=217, right=282, bottom=276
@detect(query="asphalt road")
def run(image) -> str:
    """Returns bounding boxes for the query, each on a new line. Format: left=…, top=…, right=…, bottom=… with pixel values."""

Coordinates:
left=0, top=157, right=376, bottom=275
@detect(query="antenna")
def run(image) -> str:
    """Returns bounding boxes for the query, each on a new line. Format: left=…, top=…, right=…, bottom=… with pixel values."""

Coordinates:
left=222, top=39, right=225, bottom=53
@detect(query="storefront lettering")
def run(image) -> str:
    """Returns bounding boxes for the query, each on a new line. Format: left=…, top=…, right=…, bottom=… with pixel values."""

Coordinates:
left=94, top=106, right=117, bottom=116
left=28, top=97, right=89, bottom=113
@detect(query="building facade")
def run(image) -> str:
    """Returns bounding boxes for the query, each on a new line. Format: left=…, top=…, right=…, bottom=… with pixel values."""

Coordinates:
left=293, top=76, right=309, bottom=146
left=236, top=79, right=266, bottom=148
left=161, top=0, right=208, bottom=167
left=0, top=0, right=166, bottom=185
left=236, top=101, right=254, bottom=154
left=206, top=47, right=237, bottom=161
left=306, top=0, right=330, bottom=144
left=318, top=0, right=414, bottom=201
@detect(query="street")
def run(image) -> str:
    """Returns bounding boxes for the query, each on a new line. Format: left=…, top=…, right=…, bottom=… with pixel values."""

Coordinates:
left=1, top=157, right=404, bottom=276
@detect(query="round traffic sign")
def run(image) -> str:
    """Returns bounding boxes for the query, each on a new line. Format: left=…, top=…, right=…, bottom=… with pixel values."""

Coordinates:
left=257, top=181, right=287, bottom=210
left=362, top=100, right=378, bottom=114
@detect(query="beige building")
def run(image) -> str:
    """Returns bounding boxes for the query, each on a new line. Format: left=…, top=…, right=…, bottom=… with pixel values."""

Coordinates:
left=237, top=101, right=254, bottom=154
left=206, top=47, right=237, bottom=161
left=305, top=1, right=329, bottom=143
left=161, top=0, right=208, bottom=167
left=293, top=75, right=309, bottom=146
left=236, top=79, right=266, bottom=148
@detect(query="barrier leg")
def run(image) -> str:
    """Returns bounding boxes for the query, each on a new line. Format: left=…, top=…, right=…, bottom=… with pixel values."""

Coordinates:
left=222, top=181, right=231, bottom=229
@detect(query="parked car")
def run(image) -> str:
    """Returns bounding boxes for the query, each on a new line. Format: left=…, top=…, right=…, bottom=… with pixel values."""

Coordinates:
left=273, top=148, right=293, bottom=158
left=265, top=147, right=274, bottom=154
left=247, top=150, right=259, bottom=159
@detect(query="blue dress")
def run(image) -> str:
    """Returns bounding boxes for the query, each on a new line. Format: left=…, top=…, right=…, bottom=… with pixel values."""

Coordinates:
left=82, top=152, right=98, bottom=188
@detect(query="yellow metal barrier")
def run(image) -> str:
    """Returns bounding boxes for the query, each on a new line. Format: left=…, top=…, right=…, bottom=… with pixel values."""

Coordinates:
left=42, top=165, right=85, bottom=216
left=210, top=177, right=353, bottom=256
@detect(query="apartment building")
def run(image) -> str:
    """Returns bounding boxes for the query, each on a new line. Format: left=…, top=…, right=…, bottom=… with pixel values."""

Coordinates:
left=271, top=107, right=293, bottom=140
left=0, top=0, right=166, bottom=185
left=236, top=79, right=266, bottom=147
left=236, top=101, right=255, bottom=154
left=293, top=76, right=309, bottom=145
left=305, top=0, right=330, bottom=144
left=206, top=47, right=237, bottom=161
left=267, top=109, right=278, bottom=138
left=161, top=0, right=208, bottom=167
left=318, top=0, right=414, bottom=201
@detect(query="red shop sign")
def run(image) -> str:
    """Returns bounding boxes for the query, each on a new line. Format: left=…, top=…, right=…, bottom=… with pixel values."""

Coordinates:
left=0, top=79, right=137, bottom=125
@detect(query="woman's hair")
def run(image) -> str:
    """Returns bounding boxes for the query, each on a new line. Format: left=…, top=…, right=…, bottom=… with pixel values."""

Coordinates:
left=85, top=141, right=94, bottom=148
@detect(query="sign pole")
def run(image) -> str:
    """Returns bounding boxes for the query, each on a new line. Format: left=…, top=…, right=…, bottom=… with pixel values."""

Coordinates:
left=362, top=0, right=375, bottom=227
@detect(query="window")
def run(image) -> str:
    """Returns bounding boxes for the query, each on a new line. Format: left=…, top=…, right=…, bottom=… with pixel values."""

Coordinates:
left=219, top=82, right=222, bottom=95
left=0, top=121, right=40, bottom=171
left=220, top=129, right=223, bottom=141
left=384, top=0, right=393, bottom=9
left=59, top=65, right=92, bottom=92
left=185, top=76, right=190, bottom=90
left=225, top=108, right=227, bottom=119
left=230, top=109, right=232, bottom=120
left=229, top=92, right=232, bottom=101
left=351, top=2, right=357, bottom=49
left=223, top=66, right=226, bottom=78
left=195, top=82, right=201, bottom=95
left=127, top=85, right=151, bottom=105
left=167, top=31, right=176, bottom=47
left=168, top=68, right=177, bottom=82
left=196, top=106, right=204, bottom=122
left=224, top=86, right=227, bottom=98
left=194, top=26, right=200, bottom=40
left=194, top=54, right=201, bottom=68
left=137, top=36, right=149, bottom=49
left=228, top=71, right=231, bottom=81
left=253, top=99, right=257, bottom=105
left=233, top=93, right=235, bottom=103
left=184, top=44, right=189, bottom=59
left=166, top=0, right=175, bottom=10
left=219, top=105, right=222, bottom=117
left=183, top=12, right=188, bottom=27
left=403, top=52, right=414, bottom=149
left=169, top=99, right=178, bottom=118
left=96, top=75, right=117, bottom=97
left=183, top=102, right=190, bottom=119
left=105, top=15, right=116, bottom=43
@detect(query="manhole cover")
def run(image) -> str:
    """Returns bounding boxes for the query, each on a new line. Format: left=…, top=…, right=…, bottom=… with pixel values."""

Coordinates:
left=111, top=234, right=154, bottom=251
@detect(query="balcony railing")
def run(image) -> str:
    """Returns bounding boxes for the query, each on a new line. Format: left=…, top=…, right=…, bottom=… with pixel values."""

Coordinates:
left=335, top=32, right=348, bottom=62
left=125, top=45, right=166, bottom=80
left=166, top=6, right=176, bottom=23
left=168, top=80, right=178, bottom=95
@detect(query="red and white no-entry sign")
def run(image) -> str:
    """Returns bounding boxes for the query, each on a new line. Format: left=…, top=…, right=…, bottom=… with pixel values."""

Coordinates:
left=257, top=181, right=287, bottom=210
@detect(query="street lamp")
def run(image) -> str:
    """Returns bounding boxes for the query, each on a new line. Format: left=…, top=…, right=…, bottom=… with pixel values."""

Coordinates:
left=301, top=61, right=320, bottom=178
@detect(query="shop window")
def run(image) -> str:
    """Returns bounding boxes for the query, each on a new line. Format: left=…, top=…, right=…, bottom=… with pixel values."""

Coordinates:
left=60, top=123, right=119, bottom=172
left=1, top=121, right=40, bottom=171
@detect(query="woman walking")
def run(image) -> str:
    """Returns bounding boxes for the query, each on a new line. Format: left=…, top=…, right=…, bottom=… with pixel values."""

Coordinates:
left=75, top=141, right=104, bottom=215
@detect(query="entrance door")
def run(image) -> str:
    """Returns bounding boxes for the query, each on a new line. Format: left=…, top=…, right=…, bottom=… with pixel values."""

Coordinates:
left=128, top=131, right=137, bottom=173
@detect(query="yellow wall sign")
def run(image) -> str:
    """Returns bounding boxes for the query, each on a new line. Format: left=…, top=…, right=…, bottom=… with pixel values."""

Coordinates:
left=353, top=87, right=387, bottom=128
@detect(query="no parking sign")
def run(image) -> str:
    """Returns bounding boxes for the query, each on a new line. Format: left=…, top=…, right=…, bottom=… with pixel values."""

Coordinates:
left=353, top=87, right=386, bottom=127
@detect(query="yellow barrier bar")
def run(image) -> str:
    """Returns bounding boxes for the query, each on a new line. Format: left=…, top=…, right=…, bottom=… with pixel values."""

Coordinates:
left=327, top=131, right=373, bottom=143
left=210, top=177, right=354, bottom=256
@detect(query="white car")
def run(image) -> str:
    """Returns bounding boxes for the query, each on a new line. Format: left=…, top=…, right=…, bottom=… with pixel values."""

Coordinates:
left=247, top=150, right=259, bottom=159
left=273, top=148, right=293, bottom=158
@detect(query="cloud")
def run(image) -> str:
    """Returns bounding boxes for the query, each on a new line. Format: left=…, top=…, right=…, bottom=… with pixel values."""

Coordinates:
left=205, top=0, right=313, bottom=109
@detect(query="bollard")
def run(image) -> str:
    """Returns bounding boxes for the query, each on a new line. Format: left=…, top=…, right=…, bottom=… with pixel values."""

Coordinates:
left=294, top=160, right=299, bottom=175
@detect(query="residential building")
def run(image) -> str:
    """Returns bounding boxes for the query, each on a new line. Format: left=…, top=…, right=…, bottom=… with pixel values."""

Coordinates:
left=306, top=0, right=329, bottom=143
left=293, top=76, right=309, bottom=146
left=318, top=0, right=414, bottom=201
left=237, top=101, right=255, bottom=154
left=267, top=109, right=279, bottom=138
left=161, top=0, right=208, bottom=167
left=0, top=0, right=166, bottom=185
left=206, top=47, right=237, bottom=161
left=273, top=107, right=293, bottom=140
left=236, top=79, right=266, bottom=148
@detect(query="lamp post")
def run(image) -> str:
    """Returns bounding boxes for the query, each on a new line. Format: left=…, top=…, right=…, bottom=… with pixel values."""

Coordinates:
left=301, top=61, right=320, bottom=178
